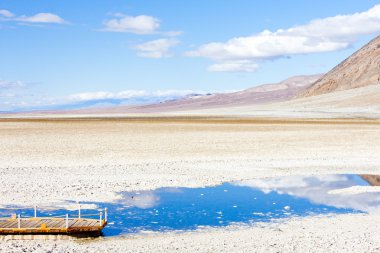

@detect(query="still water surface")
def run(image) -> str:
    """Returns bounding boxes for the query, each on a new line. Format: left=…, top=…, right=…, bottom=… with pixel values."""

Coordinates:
left=2, top=174, right=380, bottom=236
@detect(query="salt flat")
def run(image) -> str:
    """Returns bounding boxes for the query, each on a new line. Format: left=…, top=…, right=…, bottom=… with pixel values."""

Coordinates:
left=0, top=117, right=379, bottom=252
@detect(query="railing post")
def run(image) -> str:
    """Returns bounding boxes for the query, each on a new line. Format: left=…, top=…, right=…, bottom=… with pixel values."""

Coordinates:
left=66, top=214, right=69, bottom=229
left=18, top=214, right=21, bottom=229
left=104, top=208, right=108, bottom=222
left=34, top=205, right=37, bottom=218
left=78, top=202, right=81, bottom=219
left=99, top=212, right=103, bottom=226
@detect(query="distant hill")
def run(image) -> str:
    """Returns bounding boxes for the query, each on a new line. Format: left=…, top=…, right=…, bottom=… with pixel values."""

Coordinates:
left=302, top=35, right=380, bottom=97
left=120, top=74, right=322, bottom=113
left=178, top=84, right=380, bottom=118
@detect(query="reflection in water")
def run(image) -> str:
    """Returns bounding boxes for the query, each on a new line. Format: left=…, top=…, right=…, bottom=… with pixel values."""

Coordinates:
left=233, top=174, right=380, bottom=213
left=101, top=174, right=379, bottom=236
left=1, top=174, right=379, bottom=236
left=361, top=175, right=380, bottom=186
left=121, top=192, right=160, bottom=209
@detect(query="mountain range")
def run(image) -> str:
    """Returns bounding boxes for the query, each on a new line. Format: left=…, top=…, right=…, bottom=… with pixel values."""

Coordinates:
left=114, top=35, right=380, bottom=115
left=9, top=34, right=380, bottom=117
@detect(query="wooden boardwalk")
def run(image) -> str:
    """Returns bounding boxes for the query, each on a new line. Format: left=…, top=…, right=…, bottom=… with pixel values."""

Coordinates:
left=0, top=207, right=108, bottom=236
left=0, top=217, right=106, bottom=235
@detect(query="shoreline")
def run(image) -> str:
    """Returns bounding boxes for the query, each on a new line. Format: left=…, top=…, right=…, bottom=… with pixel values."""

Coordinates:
left=1, top=213, right=379, bottom=252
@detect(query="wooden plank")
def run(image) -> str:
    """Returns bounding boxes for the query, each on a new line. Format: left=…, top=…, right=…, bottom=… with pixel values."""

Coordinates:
left=83, top=219, right=95, bottom=227
left=90, top=220, right=100, bottom=227
left=44, top=219, right=57, bottom=227
left=49, top=219, right=64, bottom=228
left=67, top=219, right=76, bottom=228
left=55, top=220, right=65, bottom=228
left=80, top=221, right=93, bottom=228
left=86, top=220, right=96, bottom=227
left=74, top=219, right=88, bottom=228
left=69, top=219, right=79, bottom=228
left=4, top=221, right=17, bottom=228
left=0, top=220, right=16, bottom=228
left=32, top=220, right=46, bottom=228
left=21, top=220, right=36, bottom=228
left=41, top=219, right=51, bottom=224
left=67, top=219, right=77, bottom=228
left=46, top=219, right=59, bottom=228
left=74, top=219, right=86, bottom=228
left=44, top=219, right=61, bottom=228
left=1, top=219, right=16, bottom=226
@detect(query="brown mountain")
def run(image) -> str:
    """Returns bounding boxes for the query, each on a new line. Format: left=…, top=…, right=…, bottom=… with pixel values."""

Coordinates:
left=302, top=35, right=380, bottom=97
left=122, top=74, right=322, bottom=113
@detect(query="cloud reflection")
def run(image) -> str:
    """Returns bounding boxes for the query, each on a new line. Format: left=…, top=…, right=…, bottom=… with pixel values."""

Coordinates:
left=233, top=175, right=380, bottom=213
left=120, top=192, right=160, bottom=209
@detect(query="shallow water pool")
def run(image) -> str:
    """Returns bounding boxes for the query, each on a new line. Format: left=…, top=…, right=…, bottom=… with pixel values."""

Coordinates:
left=2, top=174, right=380, bottom=236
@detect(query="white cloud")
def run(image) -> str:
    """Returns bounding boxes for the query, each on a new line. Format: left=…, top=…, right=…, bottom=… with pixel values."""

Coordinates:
left=0, top=87, right=206, bottom=111
left=103, top=15, right=160, bottom=34
left=69, top=90, right=148, bottom=102
left=17, top=13, right=66, bottom=24
left=153, top=89, right=203, bottom=97
left=0, top=9, right=66, bottom=24
left=208, top=60, right=259, bottom=72
left=134, top=38, right=180, bottom=58
left=0, top=79, right=33, bottom=111
left=0, top=9, right=15, bottom=18
left=69, top=89, right=205, bottom=102
left=187, top=4, right=380, bottom=72
left=0, top=79, right=25, bottom=89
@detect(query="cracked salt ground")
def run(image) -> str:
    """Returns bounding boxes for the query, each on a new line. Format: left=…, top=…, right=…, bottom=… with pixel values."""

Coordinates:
left=1, top=174, right=380, bottom=237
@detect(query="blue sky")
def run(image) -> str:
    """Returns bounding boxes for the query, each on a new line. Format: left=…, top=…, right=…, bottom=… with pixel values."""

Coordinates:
left=1, top=0, right=380, bottom=111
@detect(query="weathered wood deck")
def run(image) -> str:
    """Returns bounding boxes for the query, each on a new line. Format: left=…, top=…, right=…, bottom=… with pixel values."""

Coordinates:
left=0, top=217, right=107, bottom=235
left=0, top=206, right=108, bottom=236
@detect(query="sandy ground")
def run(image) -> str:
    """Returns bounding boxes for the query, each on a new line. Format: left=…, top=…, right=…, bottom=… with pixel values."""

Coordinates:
left=0, top=117, right=380, bottom=252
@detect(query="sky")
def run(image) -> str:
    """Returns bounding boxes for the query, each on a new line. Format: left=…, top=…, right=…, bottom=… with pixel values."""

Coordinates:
left=1, top=0, right=380, bottom=111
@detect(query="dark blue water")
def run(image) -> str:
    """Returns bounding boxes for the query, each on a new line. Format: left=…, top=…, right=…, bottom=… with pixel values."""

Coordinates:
left=2, top=174, right=380, bottom=236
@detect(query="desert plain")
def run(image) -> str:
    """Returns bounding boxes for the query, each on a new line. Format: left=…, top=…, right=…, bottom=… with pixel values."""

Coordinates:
left=0, top=116, right=379, bottom=252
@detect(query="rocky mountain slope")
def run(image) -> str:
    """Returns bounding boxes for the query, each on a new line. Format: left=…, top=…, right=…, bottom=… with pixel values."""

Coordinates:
left=302, top=35, right=380, bottom=97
